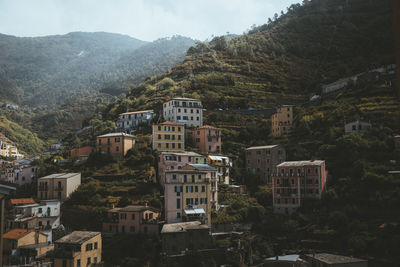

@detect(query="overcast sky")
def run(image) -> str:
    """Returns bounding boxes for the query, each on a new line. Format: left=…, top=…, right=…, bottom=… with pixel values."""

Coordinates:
left=0, top=0, right=302, bottom=42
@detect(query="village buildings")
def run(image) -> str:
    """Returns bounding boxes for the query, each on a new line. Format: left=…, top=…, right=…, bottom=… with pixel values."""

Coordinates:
left=164, top=164, right=218, bottom=226
left=96, top=132, right=136, bottom=159
left=37, top=173, right=81, bottom=201
left=344, top=120, right=372, bottom=134
left=271, top=105, right=294, bottom=137
left=161, top=221, right=213, bottom=255
left=157, top=151, right=206, bottom=187
left=116, top=110, right=154, bottom=132
left=0, top=140, right=23, bottom=159
left=192, top=125, right=221, bottom=154
left=102, top=205, right=161, bottom=235
left=152, top=122, right=185, bottom=152
left=163, top=97, right=203, bottom=127
left=272, top=160, right=328, bottom=215
left=207, top=155, right=231, bottom=185
left=52, top=231, right=102, bottom=267
left=245, top=145, right=286, bottom=184
left=68, top=146, right=94, bottom=160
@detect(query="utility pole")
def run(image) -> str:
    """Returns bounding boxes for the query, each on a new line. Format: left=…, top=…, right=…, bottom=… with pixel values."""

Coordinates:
left=393, top=0, right=400, bottom=101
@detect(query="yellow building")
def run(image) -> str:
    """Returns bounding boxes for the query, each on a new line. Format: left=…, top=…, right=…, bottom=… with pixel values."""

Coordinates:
left=53, top=231, right=102, bottom=267
left=96, top=132, right=136, bottom=159
left=271, top=105, right=294, bottom=137
left=152, top=121, right=185, bottom=152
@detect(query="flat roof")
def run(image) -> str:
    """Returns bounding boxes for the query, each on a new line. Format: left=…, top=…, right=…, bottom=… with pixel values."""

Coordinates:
left=160, top=151, right=202, bottom=157
left=169, top=97, right=201, bottom=101
left=109, top=205, right=159, bottom=213
left=277, top=160, right=325, bottom=167
left=97, top=132, right=136, bottom=138
left=246, top=145, right=279, bottom=150
left=38, top=173, right=80, bottom=180
left=188, top=164, right=217, bottom=171
left=265, top=255, right=300, bottom=262
left=306, top=253, right=367, bottom=264
left=161, top=221, right=209, bottom=233
left=55, top=231, right=100, bottom=245
left=120, top=110, right=153, bottom=115
left=208, top=155, right=229, bottom=161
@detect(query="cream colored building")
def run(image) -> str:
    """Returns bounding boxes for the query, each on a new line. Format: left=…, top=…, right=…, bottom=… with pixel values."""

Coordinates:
left=53, top=231, right=102, bottom=267
left=152, top=122, right=185, bottom=152
left=164, top=164, right=218, bottom=226
left=271, top=105, right=294, bottom=137
left=37, top=173, right=81, bottom=201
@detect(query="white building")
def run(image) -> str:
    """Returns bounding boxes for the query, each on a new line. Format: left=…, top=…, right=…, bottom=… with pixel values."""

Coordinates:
left=116, top=110, right=154, bottom=132
left=163, top=98, right=203, bottom=128
left=344, top=120, right=372, bottom=134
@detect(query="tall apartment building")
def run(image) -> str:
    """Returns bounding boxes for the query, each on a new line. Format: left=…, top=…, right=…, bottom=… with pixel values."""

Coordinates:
left=192, top=125, right=222, bottom=153
left=272, top=160, right=328, bottom=215
left=158, top=151, right=206, bottom=187
left=116, top=110, right=154, bottom=132
left=96, top=132, right=136, bottom=159
left=207, top=155, right=231, bottom=185
left=245, top=145, right=286, bottom=184
left=164, top=164, right=218, bottom=226
left=53, top=231, right=102, bottom=267
left=37, top=173, right=81, bottom=201
left=163, top=98, right=203, bottom=127
left=271, top=105, right=294, bottom=137
left=152, top=122, right=185, bottom=152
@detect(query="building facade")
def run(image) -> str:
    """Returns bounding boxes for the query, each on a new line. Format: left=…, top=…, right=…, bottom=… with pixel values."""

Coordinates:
left=192, top=125, right=222, bottom=153
left=96, top=133, right=136, bottom=159
left=207, top=155, right=231, bottom=185
left=272, top=160, right=328, bottom=215
left=116, top=110, right=154, bottom=132
left=69, top=146, right=94, bottom=160
left=344, top=120, right=372, bottom=134
left=158, top=151, right=206, bottom=188
left=53, top=231, right=102, bottom=267
left=245, top=145, right=286, bottom=184
left=164, top=164, right=218, bottom=226
left=163, top=98, right=203, bottom=127
left=271, top=105, right=294, bottom=137
left=152, top=122, right=185, bottom=152
left=102, top=205, right=160, bottom=235
left=161, top=221, right=213, bottom=255
left=37, top=173, right=81, bottom=201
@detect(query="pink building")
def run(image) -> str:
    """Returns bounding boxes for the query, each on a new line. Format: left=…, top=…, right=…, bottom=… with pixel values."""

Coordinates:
left=14, top=165, right=39, bottom=185
left=157, top=151, right=207, bottom=188
left=102, top=205, right=161, bottom=235
left=272, top=160, right=328, bottom=215
left=192, top=125, right=221, bottom=154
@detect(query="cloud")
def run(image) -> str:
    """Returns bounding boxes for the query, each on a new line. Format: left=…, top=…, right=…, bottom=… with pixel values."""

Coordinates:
left=0, top=0, right=301, bottom=41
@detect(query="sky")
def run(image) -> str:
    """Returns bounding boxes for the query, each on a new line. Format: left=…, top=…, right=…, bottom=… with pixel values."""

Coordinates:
left=0, top=0, right=302, bottom=42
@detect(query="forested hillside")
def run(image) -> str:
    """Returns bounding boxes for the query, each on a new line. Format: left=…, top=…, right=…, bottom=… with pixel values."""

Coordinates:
left=103, top=0, right=394, bottom=117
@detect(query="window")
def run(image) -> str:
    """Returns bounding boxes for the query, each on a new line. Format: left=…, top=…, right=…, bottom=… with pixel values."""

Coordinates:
left=158, top=126, right=161, bottom=131
left=94, top=242, right=98, bottom=249
left=277, top=198, right=280, bottom=204
left=130, top=226, right=135, bottom=233
left=131, top=214, right=135, bottom=220
left=86, top=243, right=93, bottom=251
left=116, top=146, right=119, bottom=152
left=177, top=212, right=181, bottom=218
left=120, top=213, right=127, bottom=220
left=277, top=178, right=280, bottom=184
left=39, top=208, right=42, bottom=213
left=87, top=257, right=91, bottom=265
left=184, top=175, right=187, bottom=182
left=158, top=134, right=161, bottom=139
left=173, top=174, right=177, bottom=180
left=77, top=259, right=81, bottom=267
left=115, top=137, right=120, bottom=143
left=201, top=186, right=205, bottom=192
left=192, top=175, right=195, bottom=182
left=195, top=186, right=198, bottom=192
left=198, top=174, right=201, bottom=179
left=94, top=257, right=98, bottom=264
left=292, top=198, right=296, bottom=204
left=63, top=260, right=67, bottom=267
left=177, top=199, right=181, bottom=209
left=166, top=143, right=169, bottom=148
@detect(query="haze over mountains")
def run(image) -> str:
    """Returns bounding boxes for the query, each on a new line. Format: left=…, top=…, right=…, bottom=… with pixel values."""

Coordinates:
left=0, top=32, right=195, bottom=106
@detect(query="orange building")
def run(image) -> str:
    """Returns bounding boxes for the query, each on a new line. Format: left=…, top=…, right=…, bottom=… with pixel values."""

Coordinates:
left=271, top=105, right=294, bottom=137
left=96, top=133, right=136, bottom=159
left=69, top=146, right=94, bottom=160
left=192, top=125, right=221, bottom=154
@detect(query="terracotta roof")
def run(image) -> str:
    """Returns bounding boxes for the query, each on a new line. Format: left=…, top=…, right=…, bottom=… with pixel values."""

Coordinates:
left=120, top=110, right=154, bottom=116
left=158, top=121, right=184, bottom=126
left=3, top=229, right=33, bottom=240
left=196, top=125, right=219, bottom=130
left=10, top=198, right=36, bottom=205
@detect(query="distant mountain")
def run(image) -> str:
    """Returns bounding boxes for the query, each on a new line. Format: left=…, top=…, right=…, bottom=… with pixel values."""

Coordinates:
left=0, top=32, right=195, bottom=106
